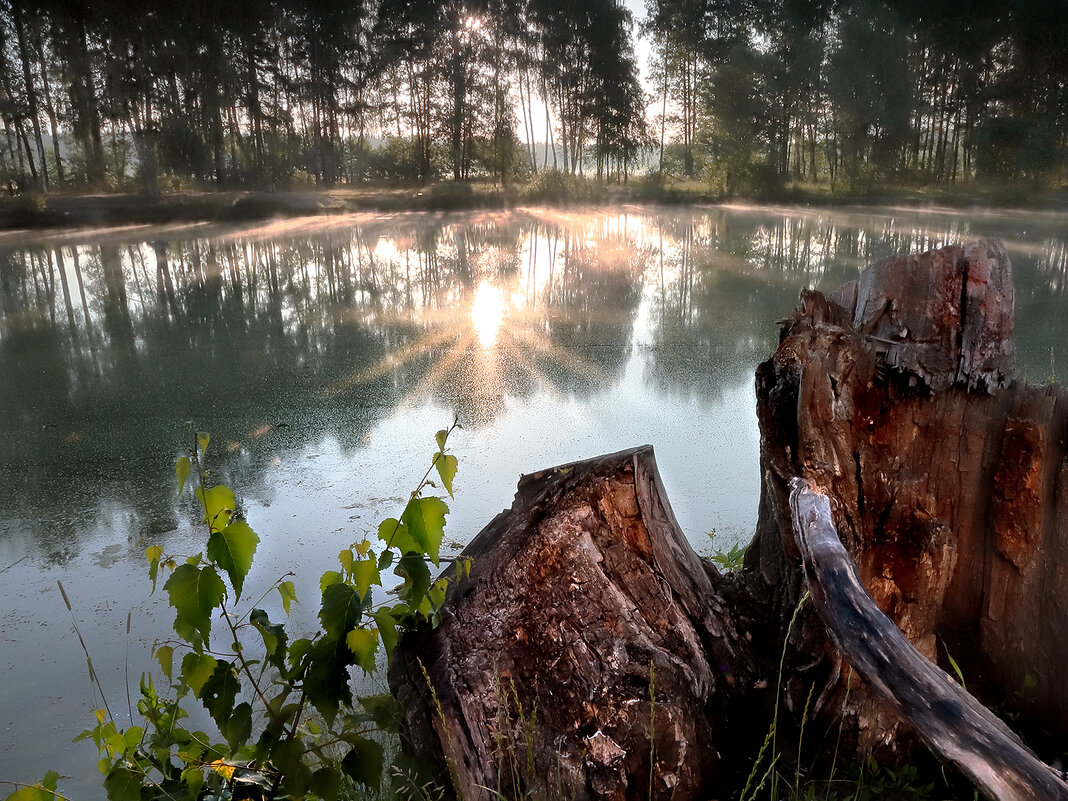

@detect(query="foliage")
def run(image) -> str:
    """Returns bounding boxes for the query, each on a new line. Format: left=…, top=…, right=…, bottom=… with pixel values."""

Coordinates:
left=26, top=424, right=464, bottom=801
left=522, top=169, right=607, bottom=203
left=705, top=530, right=747, bottom=572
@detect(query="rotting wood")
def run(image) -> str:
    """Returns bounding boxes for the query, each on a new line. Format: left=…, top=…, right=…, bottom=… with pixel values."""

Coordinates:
left=390, top=446, right=755, bottom=801
left=790, top=477, right=1068, bottom=801
left=391, top=238, right=1068, bottom=801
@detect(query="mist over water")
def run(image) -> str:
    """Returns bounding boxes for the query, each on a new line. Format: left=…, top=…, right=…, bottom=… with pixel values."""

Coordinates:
left=0, top=204, right=1065, bottom=796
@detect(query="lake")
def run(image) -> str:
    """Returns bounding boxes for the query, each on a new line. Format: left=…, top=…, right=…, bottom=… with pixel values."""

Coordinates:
left=1, top=203, right=1065, bottom=797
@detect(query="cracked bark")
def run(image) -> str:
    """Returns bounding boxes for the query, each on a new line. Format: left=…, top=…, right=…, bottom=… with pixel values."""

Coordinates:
left=391, top=239, right=1068, bottom=801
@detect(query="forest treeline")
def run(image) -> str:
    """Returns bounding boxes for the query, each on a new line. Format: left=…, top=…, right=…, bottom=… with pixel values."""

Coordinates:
left=0, top=0, right=1065, bottom=197
left=646, top=0, right=1068, bottom=193
left=0, top=0, right=645, bottom=193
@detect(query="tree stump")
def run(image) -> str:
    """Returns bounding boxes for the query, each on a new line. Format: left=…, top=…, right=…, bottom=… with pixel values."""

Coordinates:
left=390, top=239, right=1068, bottom=801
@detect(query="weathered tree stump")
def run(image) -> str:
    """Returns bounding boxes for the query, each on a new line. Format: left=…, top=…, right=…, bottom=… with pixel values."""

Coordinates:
left=390, top=239, right=1068, bottom=801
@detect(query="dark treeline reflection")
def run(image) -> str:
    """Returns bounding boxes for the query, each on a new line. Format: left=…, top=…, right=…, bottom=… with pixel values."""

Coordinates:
left=1, top=206, right=1064, bottom=562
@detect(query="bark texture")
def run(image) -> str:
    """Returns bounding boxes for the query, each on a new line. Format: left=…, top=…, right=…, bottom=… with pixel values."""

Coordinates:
left=390, top=447, right=755, bottom=801
left=391, top=238, right=1068, bottom=800
left=790, top=478, right=1068, bottom=801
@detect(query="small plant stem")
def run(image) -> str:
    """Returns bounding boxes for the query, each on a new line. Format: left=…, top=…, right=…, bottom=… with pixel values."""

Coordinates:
left=420, top=657, right=466, bottom=801
left=282, top=683, right=310, bottom=745
left=771, top=590, right=809, bottom=801
left=219, top=598, right=287, bottom=733
left=124, top=610, right=135, bottom=725
left=385, top=420, right=459, bottom=547
left=648, top=660, right=656, bottom=801
left=236, top=571, right=296, bottom=625
left=58, top=580, right=116, bottom=725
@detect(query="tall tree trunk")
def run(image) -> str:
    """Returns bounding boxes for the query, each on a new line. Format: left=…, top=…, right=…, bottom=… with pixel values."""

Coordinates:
left=11, top=3, right=48, bottom=191
left=37, top=50, right=64, bottom=185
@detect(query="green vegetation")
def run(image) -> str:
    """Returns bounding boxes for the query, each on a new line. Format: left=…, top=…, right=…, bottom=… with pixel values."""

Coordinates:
left=3, top=425, right=463, bottom=801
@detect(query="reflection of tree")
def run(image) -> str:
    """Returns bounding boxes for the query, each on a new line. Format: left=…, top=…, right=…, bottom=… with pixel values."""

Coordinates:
left=537, top=228, right=644, bottom=390
left=2, top=208, right=1065, bottom=563
left=0, top=212, right=644, bottom=561
left=642, top=208, right=1068, bottom=402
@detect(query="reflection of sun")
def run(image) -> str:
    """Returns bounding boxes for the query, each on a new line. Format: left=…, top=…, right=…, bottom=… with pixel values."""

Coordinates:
left=322, top=275, right=609, bottom=412
left=471, top=281, right=504, bottom=348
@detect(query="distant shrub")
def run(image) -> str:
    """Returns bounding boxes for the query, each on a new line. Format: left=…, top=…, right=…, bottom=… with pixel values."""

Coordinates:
left=17, top=191, right=46, bottom=214
left=524, top=168, right=570, bottom=201
left=285, top=168, right=317, bottom=188
left=523, top=169, right=606, bottom=203
left=425, top=180, right=476, bottom=209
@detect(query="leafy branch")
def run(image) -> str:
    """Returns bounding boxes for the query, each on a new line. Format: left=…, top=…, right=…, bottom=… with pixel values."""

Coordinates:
left=21, top=423, right=465, bottom=801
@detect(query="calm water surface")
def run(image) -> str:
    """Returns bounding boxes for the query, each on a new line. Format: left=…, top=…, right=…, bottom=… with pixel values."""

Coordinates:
left=1, top=203, right=1065, bottom=795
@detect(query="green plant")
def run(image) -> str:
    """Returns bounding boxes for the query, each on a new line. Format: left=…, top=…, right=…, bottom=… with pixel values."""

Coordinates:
left=705, top=530, right=747, bottom=572
left=27, top=423, right=464, bottom=801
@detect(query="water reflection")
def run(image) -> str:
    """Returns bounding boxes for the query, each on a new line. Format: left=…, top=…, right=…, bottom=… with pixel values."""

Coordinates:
left=1, top=205, right=1065, bottom=566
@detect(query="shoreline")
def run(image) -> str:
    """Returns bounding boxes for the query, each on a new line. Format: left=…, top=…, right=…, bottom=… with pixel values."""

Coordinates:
left=1, top=181, right=1067, bottom=231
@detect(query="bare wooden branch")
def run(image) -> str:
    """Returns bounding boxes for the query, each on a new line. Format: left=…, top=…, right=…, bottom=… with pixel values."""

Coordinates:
left=790, top=478, right=1068, bottom=801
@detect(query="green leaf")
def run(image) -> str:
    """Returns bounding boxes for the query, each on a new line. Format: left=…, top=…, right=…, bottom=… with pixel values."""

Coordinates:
left=400, top=496, right=448, bottom=565
left=250, top=608, right=288, bottom=669
left=341, top=735, right=384, bottom=788
left=103, top=767, right=142, bottom=801
left=194, top=485, right=235, bottom=533
left=319, top=570, right=343, bottom=594
left=220, top=701, right=253, bottom=750
left=197, top=432, right=210, bottom=456
left=155, top=645, right=174, bottom=681
left=272, top=737, right=313, bottom=798
left=358, top=694, right=405, bottom=733
left=305, top=637, right=354, bottom=724
left=352, top=558, right=381, bottom=598
left=345, top=628, right=379, bottom=673
left=145, top=545, right=163, bottom=593
left=207, top=520, right=259, bottom=599
left=377, top=549, right=394, bottom=570
left=435, top=428, right=449, bottom=452
left=434, top=453, right=458, bottom=498
left=376, top=518, right=421, bottom=555
left=200, top=661, right=240, bottom=727
left=41, top=772, right=59, bottom=793
left=428, top=577, right=449, bottom=608
left=338, top=549, right=354, bottom=575
left=176, top=456, right=191, bottom=495
left=5, top=786, right=51, bottom=801
left=121, top=726, right=144, bottom=752
left=309, top=767, right=341, bottom=801
left=319, top=583, right=363, bottom=641
left=181, top=652, right=218, bottom=696
left=372, top=610, right=398, bottom=663
left=395, top=554, right=431, bottom=610
left=287, top=637, right=313, bottom=672
left=164, top=564, right=225, bottom=647
left=277, top=580, right=297, bottom=615
left=181, top=766, right=204, bottom=797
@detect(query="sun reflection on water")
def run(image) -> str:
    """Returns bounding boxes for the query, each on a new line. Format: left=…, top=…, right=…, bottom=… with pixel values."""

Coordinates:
left=471, top=280, right=505, bottom=348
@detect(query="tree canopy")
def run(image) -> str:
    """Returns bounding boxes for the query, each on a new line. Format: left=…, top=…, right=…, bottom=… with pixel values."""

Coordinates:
left=0, top=0, right=1065, bottom=194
